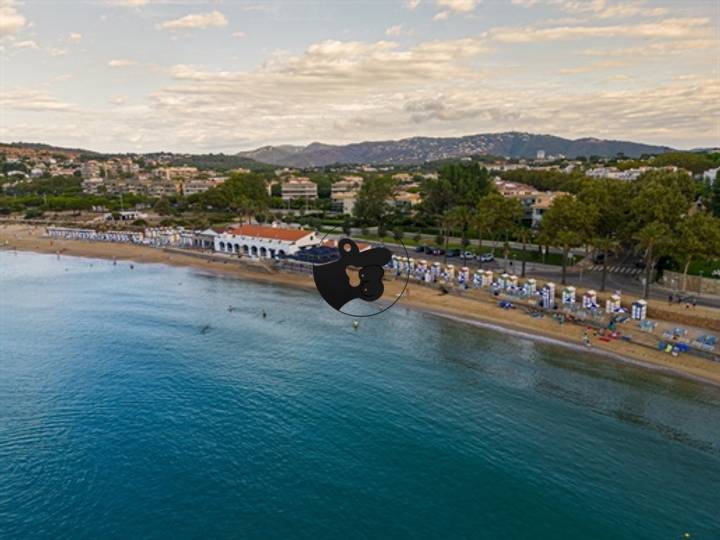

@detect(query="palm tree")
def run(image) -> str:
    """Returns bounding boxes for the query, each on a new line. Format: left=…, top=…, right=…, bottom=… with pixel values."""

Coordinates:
left=446, top=206, right=474, bottom=265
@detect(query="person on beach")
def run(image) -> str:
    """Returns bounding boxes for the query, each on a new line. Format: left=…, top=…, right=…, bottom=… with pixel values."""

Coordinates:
left=668, top=293, right=673, bottom=305
left=692, top=299, right=696, bottom=310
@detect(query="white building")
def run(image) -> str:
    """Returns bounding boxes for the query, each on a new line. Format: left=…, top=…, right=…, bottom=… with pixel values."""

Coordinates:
left=703, top=167, right=719, bottom=186
left=214, top=224, right=319, bottom=258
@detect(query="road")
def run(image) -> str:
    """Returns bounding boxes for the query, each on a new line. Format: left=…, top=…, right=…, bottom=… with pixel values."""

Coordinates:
left=333, top=234, right=720, bottom=309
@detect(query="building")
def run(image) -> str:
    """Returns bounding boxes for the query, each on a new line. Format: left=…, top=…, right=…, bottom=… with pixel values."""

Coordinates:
left=531, top=192, right=566, bottom=228
left=80, top=161, right=102, bottom=179
left=154, top=166, right=198, bottom=182
left=703, top=167, right=719, bottom=186
left=82, top=177, right=104, bottom=194
left=214, top=224, right=319, bottom=258
left=281, top=177, right=318, bottom=202
left=331, top=176, right=363, bottom=214
left=495, top=179, right=542, bottom=220
left=536, top=150, right=546, bottom=160
left=182, top=178, right=225, bottom=196
left=392, top=190, right=422, bottom=209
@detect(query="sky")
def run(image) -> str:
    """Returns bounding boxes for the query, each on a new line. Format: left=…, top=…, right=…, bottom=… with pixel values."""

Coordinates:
left=0, top=0, right=718, bottom=153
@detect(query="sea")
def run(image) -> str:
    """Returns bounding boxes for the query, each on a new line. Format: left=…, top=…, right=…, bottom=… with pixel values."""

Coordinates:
left=1, top=250, right=719, bottom=539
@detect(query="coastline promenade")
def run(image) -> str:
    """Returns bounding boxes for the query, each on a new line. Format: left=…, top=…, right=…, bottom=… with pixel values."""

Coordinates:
left=2, top=223, right=720, bottom=388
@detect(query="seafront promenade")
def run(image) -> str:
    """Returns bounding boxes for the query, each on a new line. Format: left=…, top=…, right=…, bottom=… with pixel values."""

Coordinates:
left=2, top=223, right=720, bottom=387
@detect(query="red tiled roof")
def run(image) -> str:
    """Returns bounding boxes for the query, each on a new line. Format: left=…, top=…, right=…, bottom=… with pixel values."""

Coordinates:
left=228, top=225, right=312, bottom=242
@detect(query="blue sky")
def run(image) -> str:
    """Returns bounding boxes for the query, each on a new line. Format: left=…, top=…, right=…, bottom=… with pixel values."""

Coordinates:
left=1, top=0, right=718, bottom=152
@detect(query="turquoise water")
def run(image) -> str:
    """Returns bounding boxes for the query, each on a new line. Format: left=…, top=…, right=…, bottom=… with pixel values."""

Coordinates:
left=1, top=251, right=719, bottom=539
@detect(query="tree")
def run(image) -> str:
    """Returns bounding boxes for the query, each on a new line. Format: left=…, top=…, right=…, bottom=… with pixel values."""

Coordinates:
left=153, top=197, right=172, bottom=216
left=420, top=162, right=492, bottom=217
left=635, top=221, right=672, bottom=298
left=354, top=176, right=396, bottom=229
left=674, top=212, right=720, bottom=291
left=540, top=195, right=597, bottom=284
left=342, top=215, right=352, bottom=236
left=393, top=228, right=404, bottom=242
left=476, top=193, right=522, bottom=268
left=578, top=179, right=631, bottom=291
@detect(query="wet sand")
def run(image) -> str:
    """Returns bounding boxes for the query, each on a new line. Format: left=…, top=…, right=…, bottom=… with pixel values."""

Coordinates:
left=3, top=223, right=720, bottom=388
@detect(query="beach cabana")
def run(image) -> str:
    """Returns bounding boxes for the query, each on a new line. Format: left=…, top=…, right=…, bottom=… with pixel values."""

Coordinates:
left=525, top=278, right=536, bottom=294
left=562, top=286, right=576, bottom=305
left=606, top=294, right=621, bottom=314
left=542, top=282, right=556, bottom=309
left=583, top=289, right=597, bottom=309
left=631, top=299, right=648, bottom=320
left=482, top=270, right=494, bottom=287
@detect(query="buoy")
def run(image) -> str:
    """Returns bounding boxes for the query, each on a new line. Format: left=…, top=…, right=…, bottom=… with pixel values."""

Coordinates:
left=352, top=320, right=359, bottom=330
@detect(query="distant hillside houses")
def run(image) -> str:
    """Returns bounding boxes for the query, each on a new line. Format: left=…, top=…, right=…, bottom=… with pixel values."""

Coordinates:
left=586, top=165, right=682, bottom=181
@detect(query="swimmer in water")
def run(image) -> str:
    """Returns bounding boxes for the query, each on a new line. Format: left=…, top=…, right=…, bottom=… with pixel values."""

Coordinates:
left=262, top=310, right=267, bottom=318
left=352, top=320, right=359, bottom=330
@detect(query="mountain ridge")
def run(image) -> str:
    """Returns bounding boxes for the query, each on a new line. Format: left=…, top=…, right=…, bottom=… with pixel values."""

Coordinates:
left=237, top=132, right=674, bottom=167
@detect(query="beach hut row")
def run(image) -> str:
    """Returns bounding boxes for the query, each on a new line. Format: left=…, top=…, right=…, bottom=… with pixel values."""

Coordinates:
left=388, top=256, right=652, bottom=320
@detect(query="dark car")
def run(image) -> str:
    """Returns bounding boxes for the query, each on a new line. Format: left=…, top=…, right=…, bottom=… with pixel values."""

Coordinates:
left=433, top=248, right=445, bottom=256
left=423, top=246, right=435, bottom=254
left=593, top=253, right=606, bottom=264
left=415, top=245, right=426, bottom=253
left=447, top=249, right=461, bottom=257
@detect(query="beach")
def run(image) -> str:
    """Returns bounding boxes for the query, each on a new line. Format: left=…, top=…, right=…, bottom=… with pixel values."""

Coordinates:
left=3, top=222, right=720, bottom=387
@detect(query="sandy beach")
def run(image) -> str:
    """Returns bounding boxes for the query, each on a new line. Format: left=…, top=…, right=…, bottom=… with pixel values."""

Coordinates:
left=3, top=223, right=720, bottom=388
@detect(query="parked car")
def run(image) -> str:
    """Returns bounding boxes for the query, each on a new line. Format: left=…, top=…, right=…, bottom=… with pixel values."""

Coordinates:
left=463, top=251, right=475, bottom=260
left=593, top=253, right=606, bottom=264
left=447, top=249, right=461, bottom=257
left=478, top=253, right=495, bottom=263
left=423, top=246, right=435, bottom=254
left=415, top=245, right=426, bottom=253
left=433, top=248, right=445, bottom=256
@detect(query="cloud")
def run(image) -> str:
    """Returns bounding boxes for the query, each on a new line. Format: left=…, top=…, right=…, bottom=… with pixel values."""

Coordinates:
left=405, top=0, right=421, bottom=9
left=436, top=0, right=479, bottom=12
left=580, top=39, right=717, bottom=57
left=110, top=96, right=128, bottom=105
left=109, top=0, right=152, bottom=5
left=488, top=17, right=711, bottom=43
left=0, top=89, right=75, bottom=112
left=232, top=31, right=246, bottom=38
left=559, top=60, right=626, bottom=74
left=68, top=32, right=82, bottom=43
left=0, top=0, right=27, bottom=37
left=13, top=40, right=38, bottom=49
left=156, top=11, right=228, bottom=31
left=48, top=47, right=68, bottom=57
left=108, top=58, right=138, bottom=67
left=561, top=0, right=667, bottom=19
left=385, top=24, right=411, bottom=36
left=433, top=11, right=449, bottom=20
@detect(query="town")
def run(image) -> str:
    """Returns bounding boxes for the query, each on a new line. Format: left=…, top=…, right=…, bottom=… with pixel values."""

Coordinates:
left=2, top=143, right=719, bottom=298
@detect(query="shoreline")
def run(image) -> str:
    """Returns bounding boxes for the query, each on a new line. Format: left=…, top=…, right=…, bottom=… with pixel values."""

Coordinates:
left=3, top=223, right=720, bottom=389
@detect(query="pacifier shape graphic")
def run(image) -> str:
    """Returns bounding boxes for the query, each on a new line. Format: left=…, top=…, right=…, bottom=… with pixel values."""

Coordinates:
left=313, top=238, right=392, bottom=313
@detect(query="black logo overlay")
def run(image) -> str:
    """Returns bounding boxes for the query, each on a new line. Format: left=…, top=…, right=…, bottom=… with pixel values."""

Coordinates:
left=312, top=233, right=409, bottom=317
